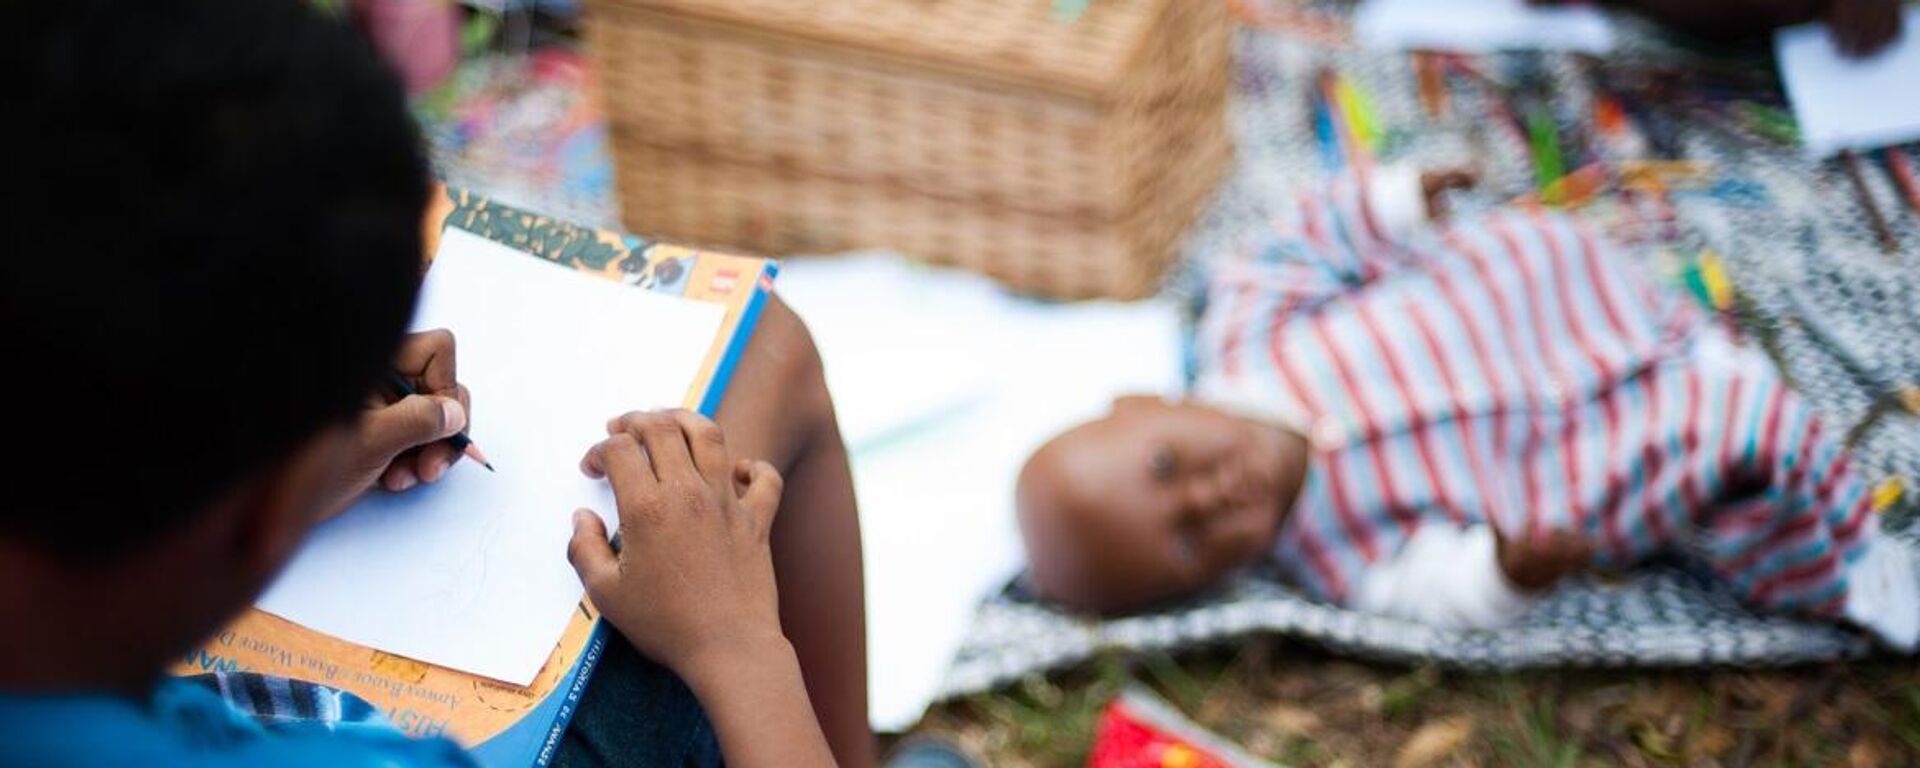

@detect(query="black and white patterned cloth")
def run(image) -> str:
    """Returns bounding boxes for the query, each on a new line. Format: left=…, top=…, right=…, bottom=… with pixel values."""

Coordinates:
left=942, top=562, right=1903, bottom=701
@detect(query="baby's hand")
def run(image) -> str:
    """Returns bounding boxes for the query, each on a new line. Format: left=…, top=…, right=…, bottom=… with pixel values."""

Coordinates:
left=1420, top=168, right=1479, bottom=221
left=1494, top=527, right=1593, bottom=593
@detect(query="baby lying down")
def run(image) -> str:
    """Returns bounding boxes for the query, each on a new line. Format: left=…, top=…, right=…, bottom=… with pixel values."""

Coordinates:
left=1018, top=167, right=1919, bottom=649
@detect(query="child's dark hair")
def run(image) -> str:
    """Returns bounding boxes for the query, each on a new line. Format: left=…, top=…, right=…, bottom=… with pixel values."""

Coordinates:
left=0, top=0, right=428, bottom=556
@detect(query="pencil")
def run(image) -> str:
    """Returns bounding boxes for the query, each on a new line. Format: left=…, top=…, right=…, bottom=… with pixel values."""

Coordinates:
left=385, top=371, right=494, bottom=471
left=1841, top=149, right=1898, bottom=255
left=1883, top=147, right=1920, bottom=215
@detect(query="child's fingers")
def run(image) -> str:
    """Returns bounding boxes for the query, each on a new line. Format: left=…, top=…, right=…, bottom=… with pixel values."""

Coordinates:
left=414, top=441, right=460, bottom=483
left=607, top=411, right=643, bottom=435
left=580, top=444, right=608, bottom=479
left=394, top=328, right=460, bottom=394
left=606, top=410, right=706, bottom=483
left=451, top=383, right=472, bottom=433
left=599, top=434, right=661, bottom=517
left=670, top=410, right=732, bottom=487
left=363, top=395, right=465, bottom=460
left=735, top=459, right=784, bottom=530
left=566, top=509, right=619, bottom=597
left=632, top=413, right=696, bottom=483
left=416, top=384, right=472, bottom=483
left=580, top=432, right=652, bottom=482
left=381, top=461, right=420, bottom=492
left=1425, top=168, right=1478, bottom=191
left=603, top=411, right=698, bottom=482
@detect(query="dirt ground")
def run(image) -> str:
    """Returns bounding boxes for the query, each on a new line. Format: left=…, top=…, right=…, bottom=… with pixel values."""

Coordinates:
left=911, top=639, right=1920, bottom=767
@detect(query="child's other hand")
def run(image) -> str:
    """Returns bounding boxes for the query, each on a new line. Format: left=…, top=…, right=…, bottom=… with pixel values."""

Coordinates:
left=1421, top=168, right=1479, bottom=221
left=568, top=410, right=788, bottom=676
left=1827, top=0, right=1903, bottom=58
left=1495, top=527, right=1593, bottom=593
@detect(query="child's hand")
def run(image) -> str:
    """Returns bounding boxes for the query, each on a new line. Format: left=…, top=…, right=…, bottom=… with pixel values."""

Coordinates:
left=1495, top=527, right=1593, bottom=593
left=318, top=330, right=473, bottom=517
left=567, top=410, right=788, bottom=677
left=368, top=330, right=474, bottom=490
left=1827, top=0, right=1903, bottom=58
left=1421, top=168, right=1479, bottom=221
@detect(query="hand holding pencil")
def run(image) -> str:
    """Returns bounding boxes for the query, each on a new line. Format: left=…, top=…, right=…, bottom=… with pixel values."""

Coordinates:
left=308, top=329, right=489, bottom=520
left=384, top=371, right=492, bottom=471
left=359, top=330, right=486, bottom=489
left=369, top=329, right=490, bottom=491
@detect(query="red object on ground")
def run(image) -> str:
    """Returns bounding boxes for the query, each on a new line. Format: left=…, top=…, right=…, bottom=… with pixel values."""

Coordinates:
left=1086, top=689, right=1272, bottom=768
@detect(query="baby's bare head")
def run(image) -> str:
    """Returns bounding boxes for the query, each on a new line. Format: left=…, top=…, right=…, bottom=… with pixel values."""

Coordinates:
left=1017, top=396, right=1304, bottom=614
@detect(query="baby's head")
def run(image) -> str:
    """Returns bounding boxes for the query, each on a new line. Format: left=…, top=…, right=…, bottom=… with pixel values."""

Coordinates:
left=1017, top=397, right=1309, bottom=614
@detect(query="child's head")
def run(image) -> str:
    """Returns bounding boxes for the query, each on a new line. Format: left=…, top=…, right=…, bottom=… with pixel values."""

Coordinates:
left=1016, top=397, right=1309, bottom=613
left=0, top=0, right=425, bottom=680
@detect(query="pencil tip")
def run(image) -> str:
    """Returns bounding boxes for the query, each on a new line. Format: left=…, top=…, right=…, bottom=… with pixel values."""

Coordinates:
left=462, top=442, right=494, bottom=471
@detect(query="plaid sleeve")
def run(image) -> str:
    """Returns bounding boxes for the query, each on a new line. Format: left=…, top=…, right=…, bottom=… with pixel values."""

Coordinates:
left=179, top=671, right=388, bottom=733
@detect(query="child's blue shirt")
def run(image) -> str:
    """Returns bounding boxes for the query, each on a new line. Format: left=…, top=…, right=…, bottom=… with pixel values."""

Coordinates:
left=0, top=673, right=474, bottom=767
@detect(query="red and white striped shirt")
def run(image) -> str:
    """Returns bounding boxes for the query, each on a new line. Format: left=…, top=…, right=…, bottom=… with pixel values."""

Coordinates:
left=1195, top=170, right=1881, bottom=626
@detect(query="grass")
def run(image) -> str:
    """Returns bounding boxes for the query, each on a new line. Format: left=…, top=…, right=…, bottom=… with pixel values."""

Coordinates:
left=909, top=638, right=1920, bottom=767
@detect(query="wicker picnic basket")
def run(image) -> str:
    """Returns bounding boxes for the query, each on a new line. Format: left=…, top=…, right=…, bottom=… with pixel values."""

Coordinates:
left=581, top=0, right=1233, bottom=299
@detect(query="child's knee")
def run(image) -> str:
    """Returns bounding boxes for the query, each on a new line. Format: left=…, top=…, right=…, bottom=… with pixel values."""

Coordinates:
left=716, top=295, right=838, bottom=464
left=755, top=295, right=832, bottom=417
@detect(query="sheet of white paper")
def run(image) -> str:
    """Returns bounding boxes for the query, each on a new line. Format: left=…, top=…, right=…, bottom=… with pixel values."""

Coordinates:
left=1355, top=0, right=1615, bottom=53
left=777, top=255, right=1185, bottom=731
left=1777, top=8, right=1920, bottom=157
left=257, top=228, right=725, bottom=686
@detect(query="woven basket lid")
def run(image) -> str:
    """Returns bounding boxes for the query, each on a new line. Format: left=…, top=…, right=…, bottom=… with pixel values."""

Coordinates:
left=584, top=0, right=1171, bottom=98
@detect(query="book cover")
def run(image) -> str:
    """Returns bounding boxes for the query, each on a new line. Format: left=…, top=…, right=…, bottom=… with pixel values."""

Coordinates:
left=172, top=186, right=778, bottom=766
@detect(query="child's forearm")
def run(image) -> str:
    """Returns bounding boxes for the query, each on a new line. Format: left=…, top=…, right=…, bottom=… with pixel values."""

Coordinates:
left=678, top=631, right=839, bottom=768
